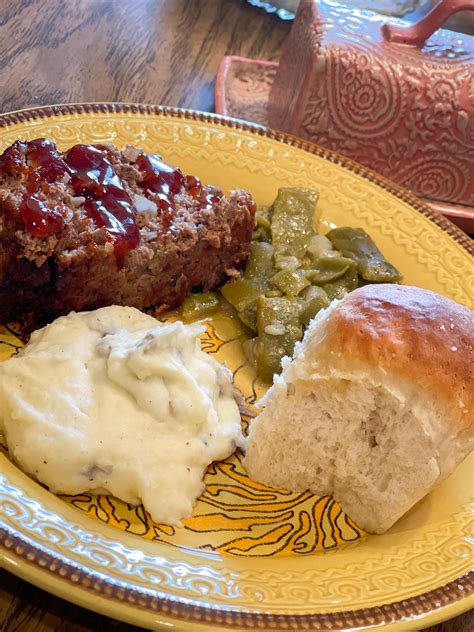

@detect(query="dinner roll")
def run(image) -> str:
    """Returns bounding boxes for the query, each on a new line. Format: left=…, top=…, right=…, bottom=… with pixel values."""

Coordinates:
left=244, top=284, right=473, bottom=534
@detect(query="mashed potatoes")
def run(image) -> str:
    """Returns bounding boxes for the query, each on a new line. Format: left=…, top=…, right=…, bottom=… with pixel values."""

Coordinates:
left=0, top=306, right=244, bottom=525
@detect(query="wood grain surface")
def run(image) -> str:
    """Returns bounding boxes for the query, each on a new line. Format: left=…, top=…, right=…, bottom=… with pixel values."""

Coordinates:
left=0, top=1, right=471, bottom=630
left=0, top=0, right=288, bottom=113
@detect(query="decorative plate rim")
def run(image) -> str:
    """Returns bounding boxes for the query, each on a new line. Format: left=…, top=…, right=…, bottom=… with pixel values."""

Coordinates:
left=0, top=103, right=472, bottom=631
left=0, top=102, right=470, bottom=254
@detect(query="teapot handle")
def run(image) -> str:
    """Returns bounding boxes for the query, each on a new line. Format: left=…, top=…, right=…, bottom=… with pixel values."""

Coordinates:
left=382, top=0, right=474, bottom=45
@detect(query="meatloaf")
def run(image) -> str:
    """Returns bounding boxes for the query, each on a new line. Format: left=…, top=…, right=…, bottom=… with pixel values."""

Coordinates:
left=0, top=139, right=256, bottom=327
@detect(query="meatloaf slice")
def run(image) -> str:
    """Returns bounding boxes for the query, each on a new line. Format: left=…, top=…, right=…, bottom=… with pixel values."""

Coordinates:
left=0, top=139, right=256, bottom=328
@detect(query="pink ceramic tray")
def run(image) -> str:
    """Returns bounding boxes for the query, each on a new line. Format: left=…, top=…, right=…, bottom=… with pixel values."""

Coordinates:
left=215, top=55, right=474, bottom=234
left=215, top=56, right=276, bottom=128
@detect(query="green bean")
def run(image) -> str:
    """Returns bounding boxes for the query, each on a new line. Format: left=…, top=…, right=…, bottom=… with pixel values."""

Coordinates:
left=256, top=297, right=302, bottom=382
left=265, top=290, right=283, bottom=298
left=220, top=279, right=262, bottom=315
left=299, top=286, right=330, bottom=326
left=244, top=242, right=274, bottom=289
left=253, top=208, right=273, bottom=242
left=305, top=256, right=356, bottom=285
left=326, top=227, right=402, bottom=283
left=322, top=266, right=359, bottom=301
left=180, top=292, right=220, bottom=320
left=238, top=305, right=258, bottom=332
left=271, top=188, right=319, bottom=260
left=271, top=269, right=310, bottom=296
left=220, top=242, right=275, bottom=332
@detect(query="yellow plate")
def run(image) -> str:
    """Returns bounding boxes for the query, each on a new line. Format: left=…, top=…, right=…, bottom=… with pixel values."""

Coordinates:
left=0, top=104, right=472, bottom=631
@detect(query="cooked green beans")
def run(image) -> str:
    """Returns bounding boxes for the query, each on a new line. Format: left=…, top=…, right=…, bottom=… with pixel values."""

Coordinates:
left=219, top=189, right=402, bottom=382
left=271, top=188, right=318, bottom=260
left=180, top=292, right=220, bottom=320
left=326, top=227, right=402, bottom=283
left=256, top=297, right=302, bottom=383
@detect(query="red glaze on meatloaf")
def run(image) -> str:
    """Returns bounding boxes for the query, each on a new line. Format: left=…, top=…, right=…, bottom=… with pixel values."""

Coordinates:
left=0, top=139, right=256, bottom=327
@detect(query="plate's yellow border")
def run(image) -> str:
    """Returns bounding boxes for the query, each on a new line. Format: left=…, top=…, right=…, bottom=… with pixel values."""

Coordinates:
left=1, top=549, right=473, bottom=631
left=1, top=524, right=473, bottom=631
left=0, top=103, right=472, bottom=631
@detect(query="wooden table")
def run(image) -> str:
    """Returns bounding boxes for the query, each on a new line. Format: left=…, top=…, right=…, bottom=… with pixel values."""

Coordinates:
left=0, top=0, right=287, bottom=113
left=0, top=1, right=471, bottom=630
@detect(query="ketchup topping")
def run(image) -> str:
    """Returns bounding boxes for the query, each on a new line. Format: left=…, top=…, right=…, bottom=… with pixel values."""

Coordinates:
left=27, top=139, right=69, bottom=183
left=66, top=144, right=120, bottom=193
left=64, top=144, right=140, bottom=264
left=185, top=175, right=202, bottom=199
left=184, top=175, right=221, bottom=210
left=136, top=153, right=184, bottom=196
left=0, top=139, right=213, bottom=264
left=0, top=140, right=28, bottom=176
left=0, top=139, right=142, bottom=264
left=83, top=186, right=139, bottom=264
left=18, top=195, right=66, bottom=238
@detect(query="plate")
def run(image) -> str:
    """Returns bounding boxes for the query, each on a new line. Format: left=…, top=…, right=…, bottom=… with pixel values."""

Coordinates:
left=0, top=104, right=472, bottom=630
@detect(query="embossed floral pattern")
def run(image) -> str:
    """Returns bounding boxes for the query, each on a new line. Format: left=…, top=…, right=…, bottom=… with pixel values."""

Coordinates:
left=269, top=0, right=474, bottom=205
